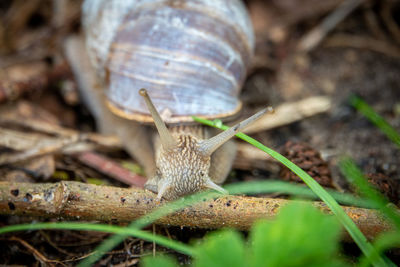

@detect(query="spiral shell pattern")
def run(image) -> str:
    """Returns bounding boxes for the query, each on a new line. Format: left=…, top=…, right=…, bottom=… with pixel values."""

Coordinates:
left=83, top=0, right=254, bottom=123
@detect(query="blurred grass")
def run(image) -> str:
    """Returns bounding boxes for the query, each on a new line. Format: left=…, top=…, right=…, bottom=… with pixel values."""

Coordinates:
left=350, top=95, right=400, bottom=148
left=193, top=116, right=385, bottom=266
left=0, top=222, right=195, bottom=256
left=0, top=111, right=393, bottom=266
left=339, top=157, right=400, bottom=267
left=339, top=157, right=400, bottom=229
left=0, top=180, right=378, bottom=266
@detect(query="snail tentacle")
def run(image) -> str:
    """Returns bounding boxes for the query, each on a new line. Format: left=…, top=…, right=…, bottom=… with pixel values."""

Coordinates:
left=199, top=108, right=269, bottom=156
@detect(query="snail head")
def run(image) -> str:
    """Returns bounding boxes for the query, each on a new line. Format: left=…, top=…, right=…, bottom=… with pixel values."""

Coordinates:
left=139, top=88, right=267, bottom=200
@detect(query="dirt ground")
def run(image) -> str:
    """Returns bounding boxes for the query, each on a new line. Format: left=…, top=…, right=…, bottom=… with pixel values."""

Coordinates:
left=0, top=0, right=399, bottom=265
left=251, top=47, right=400, bottom=184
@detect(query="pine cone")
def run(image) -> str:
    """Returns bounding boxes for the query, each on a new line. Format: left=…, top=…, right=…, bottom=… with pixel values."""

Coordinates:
left=279, top=141, right=333, bottom=188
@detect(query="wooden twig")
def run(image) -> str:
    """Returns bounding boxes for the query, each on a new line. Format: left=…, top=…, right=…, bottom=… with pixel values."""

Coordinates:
left=297, top=0, right=364, bottom=52
left=0, top=120, right=121, bottom=165
left=9, top=236, right=62, bottom=266
left=0, top=127, right=46, bottom=151
left=0, top=113, right=121, bottom=148
left=0, top=135, right=78, bottom=165
left=244, top=96, right=332, bottom=134
left=0, top=117, right=77, bottom=138
left=324, top=34, right=400, bottom=59
left=234, top=143, right=279, bottom=172
left=381, top=0, right=400, bottom=45
left=0, top=61, right=72, bottom=103
left=363, top=3, right=388, bottom=41
left=0, top=0, right=42, bottom=53
left=0, top=181, right=392, bottom=240
left=76, top=151, right=146, bottom=188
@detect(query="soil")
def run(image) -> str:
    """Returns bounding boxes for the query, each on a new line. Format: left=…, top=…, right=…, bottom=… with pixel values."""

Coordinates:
left=0, top=0, right=399, bottom=265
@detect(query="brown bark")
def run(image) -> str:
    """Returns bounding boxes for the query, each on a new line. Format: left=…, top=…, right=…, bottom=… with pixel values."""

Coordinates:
left=0, top=181, right=391, bottom=240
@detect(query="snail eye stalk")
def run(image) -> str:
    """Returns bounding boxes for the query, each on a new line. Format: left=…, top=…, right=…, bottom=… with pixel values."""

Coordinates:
left=199, top=108, right=269, bottom=156
left=139, top=88, right=177, bottom=151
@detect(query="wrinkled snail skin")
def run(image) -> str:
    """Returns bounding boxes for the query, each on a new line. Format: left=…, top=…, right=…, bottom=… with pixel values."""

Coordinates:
left=79, top=0, right=258, bottom=199
left=138, top=89, right=267, bottom=200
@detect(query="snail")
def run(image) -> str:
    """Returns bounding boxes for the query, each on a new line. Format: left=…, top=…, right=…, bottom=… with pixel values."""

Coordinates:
left=65, top=0, right=263, bottom=200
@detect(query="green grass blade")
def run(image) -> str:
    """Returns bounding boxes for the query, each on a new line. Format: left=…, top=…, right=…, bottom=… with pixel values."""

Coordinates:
left=0, top=179, right=380, bottom=266
left=339, top=157, right=400, bottom=229
left=79, top=190, right=220, bottom=266
left=79, top=179, right=377, bottom=266
left=0, top=222, right=195, bottom=256
left=359, top=232, right=400, bottom=267
left=79, top=112, right=388, bottom=266
left=193, top=116, right=386, bottom=267
left=225, top=180, right=375, bottom=208
left=350, top=95, right=400, bottom=148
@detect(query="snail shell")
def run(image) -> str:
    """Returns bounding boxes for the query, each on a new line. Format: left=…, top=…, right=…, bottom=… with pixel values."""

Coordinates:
left=83, top=0, right=255, bottom=124
left=77, top=0, right=259, bottom=199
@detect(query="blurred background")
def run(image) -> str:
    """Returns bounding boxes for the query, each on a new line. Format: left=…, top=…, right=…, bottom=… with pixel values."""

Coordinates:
left=0, top=0, right=400, bottom=265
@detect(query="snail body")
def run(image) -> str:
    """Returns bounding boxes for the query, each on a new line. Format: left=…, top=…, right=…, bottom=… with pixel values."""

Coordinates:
left=67, top=0, right=259, bottom=199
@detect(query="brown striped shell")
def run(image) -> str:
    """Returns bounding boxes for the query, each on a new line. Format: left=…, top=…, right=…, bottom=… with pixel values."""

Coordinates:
left=83, top=0, right=254, bottom=124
